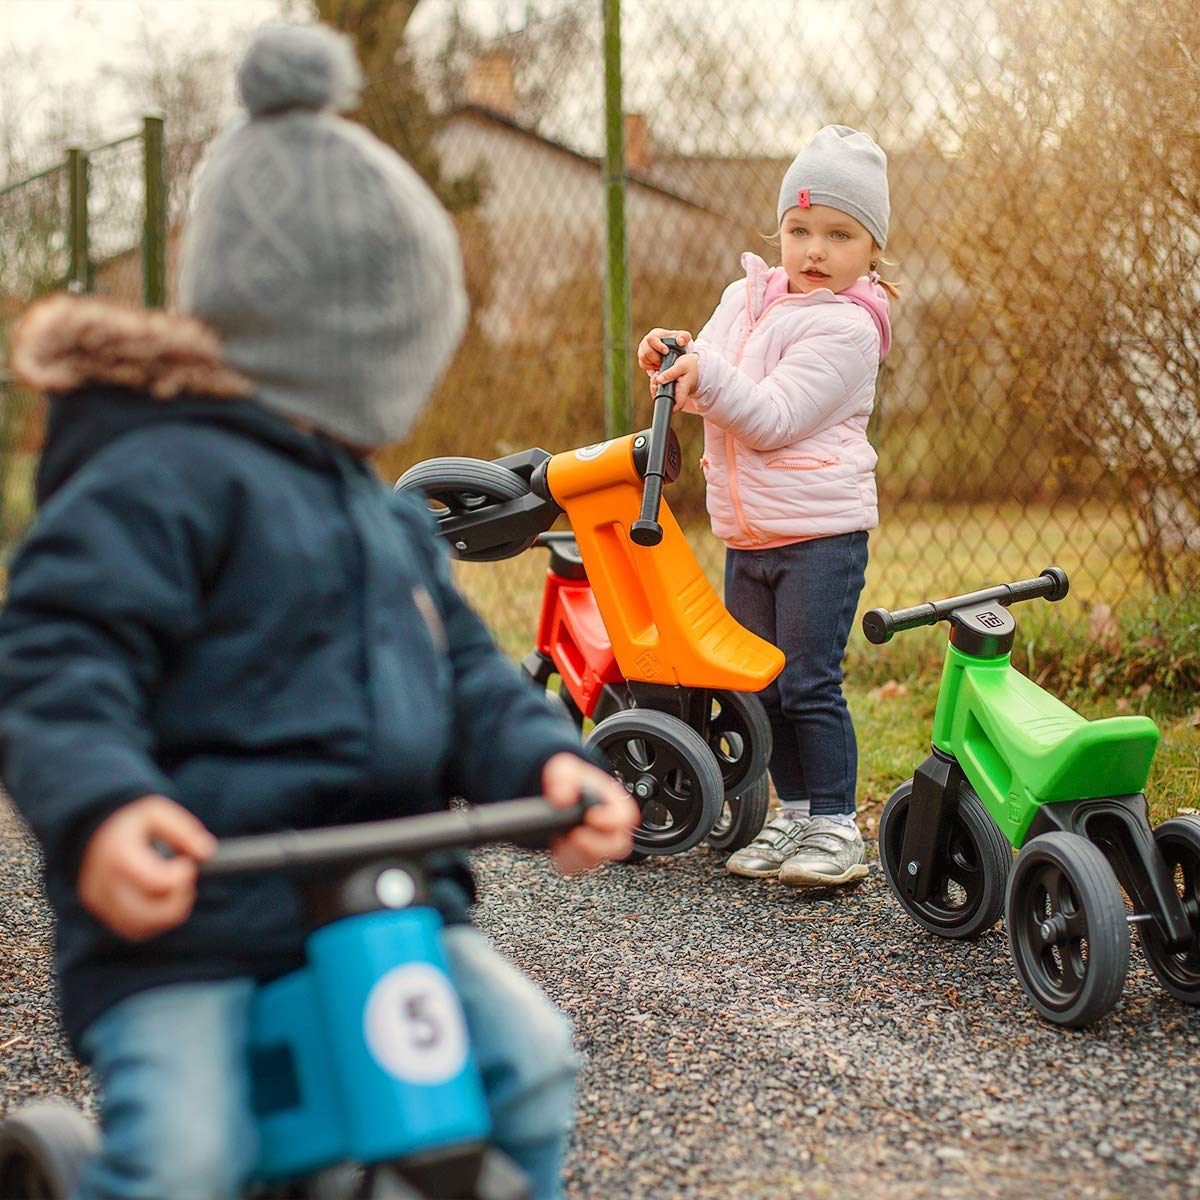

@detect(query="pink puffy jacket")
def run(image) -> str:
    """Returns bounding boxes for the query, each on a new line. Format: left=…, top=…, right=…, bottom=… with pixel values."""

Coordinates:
left=686, top=252, right=891, bottom=549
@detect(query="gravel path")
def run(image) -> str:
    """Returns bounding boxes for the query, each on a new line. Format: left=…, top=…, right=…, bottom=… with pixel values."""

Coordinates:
left=2, top=793, right=1198, bottom=1199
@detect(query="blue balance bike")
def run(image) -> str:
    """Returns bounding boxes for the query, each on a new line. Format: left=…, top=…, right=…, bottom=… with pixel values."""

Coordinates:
left=864, top=569, right=1200, bottom=1027
left=0, top=796, right=595, bottom=1199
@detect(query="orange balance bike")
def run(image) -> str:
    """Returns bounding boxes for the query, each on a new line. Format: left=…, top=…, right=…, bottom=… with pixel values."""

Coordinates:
left=397, top=339, right=785, bottom=859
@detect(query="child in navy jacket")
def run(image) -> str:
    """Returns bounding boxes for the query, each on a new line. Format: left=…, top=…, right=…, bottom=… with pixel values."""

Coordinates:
left=0, top=23, right=635, bottom=1200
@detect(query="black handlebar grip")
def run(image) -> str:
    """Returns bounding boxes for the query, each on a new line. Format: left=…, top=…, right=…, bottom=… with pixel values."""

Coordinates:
left=861, top=607, right=897, bottom=645
left=632, top=336, right=687, bottom=547
left=197, top=793, right=603, bottom=879
left=630, top=478, right=665, bottom=546
left=508, top=788, right=603, bottom=849
left=652, top=338, right=685, bottom=404
left=862, top=567, right=1070, bottom=645
left=1042, top=567, right=1069, bottom=601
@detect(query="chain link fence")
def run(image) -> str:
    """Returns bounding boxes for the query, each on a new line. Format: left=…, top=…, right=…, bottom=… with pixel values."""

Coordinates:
left=0, top=120, right=166, bottom=547
left=2, top=1, right=1196, bottom=665
left=0, top=158, right=68, bottom=548
left=372, top=0, right=1199, bottom=656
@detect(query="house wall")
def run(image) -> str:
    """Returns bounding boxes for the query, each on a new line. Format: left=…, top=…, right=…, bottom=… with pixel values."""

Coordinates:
left=433, top=111, right=741, bottom=341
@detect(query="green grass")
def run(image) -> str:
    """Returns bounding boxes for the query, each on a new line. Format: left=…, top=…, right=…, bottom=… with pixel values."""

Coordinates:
left=448, top=505, right=1199, bottom=831
left=0, top=449, right=37, bottom=549
left=451, top=502, right=1197, bottom=701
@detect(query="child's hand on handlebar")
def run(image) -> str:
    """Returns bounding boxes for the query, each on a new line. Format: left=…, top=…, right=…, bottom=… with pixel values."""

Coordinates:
left=541, top=753, right=639, bottom=874
left=78, top=795, right=217, bottom=941
left=637, top=328, right=692, bottom=374
left=652, top=353, right=700, bottom=412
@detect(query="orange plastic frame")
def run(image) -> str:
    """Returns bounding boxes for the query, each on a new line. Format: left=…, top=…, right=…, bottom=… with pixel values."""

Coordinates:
left=544, top=435, right=784, bottom=692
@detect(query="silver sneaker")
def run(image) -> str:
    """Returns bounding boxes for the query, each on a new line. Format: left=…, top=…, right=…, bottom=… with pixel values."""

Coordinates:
left=726, top=814, right=814, bottom=878
left=778, top=817, right=868, bottom=888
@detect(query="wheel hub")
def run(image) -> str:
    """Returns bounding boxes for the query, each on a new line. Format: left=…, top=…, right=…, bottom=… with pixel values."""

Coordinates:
left=633, top=776, right=657, bottom=801
left=1039, top=915, right=1068, bottom=945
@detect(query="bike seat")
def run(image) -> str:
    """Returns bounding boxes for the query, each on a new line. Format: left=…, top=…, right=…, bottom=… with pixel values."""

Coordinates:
left=667, top=571, right=785, bottom=690
left=955, top=666, right=1160, bottom=802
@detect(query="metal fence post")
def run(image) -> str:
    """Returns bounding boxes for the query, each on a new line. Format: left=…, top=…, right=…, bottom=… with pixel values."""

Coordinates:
left=142, top=115, right=166, bottom=308
left=67, top=147, right=90, bottom=293
left=601, top=0, right=632, bottom=439
left=0, top=374, right=8, bottom=549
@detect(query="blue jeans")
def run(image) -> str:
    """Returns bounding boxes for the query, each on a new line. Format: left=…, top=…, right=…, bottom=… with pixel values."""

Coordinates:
left=725, top=531, right=869, bottom=817
left=75, top=926, right=578, bottom=1200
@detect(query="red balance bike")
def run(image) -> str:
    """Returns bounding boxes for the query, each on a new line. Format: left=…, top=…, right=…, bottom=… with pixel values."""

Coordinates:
left=397, top=340, right=785, bottom=859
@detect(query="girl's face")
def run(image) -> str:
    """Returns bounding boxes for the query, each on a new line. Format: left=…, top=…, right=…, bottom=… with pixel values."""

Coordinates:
left=780, top=205, right=874, bottom=295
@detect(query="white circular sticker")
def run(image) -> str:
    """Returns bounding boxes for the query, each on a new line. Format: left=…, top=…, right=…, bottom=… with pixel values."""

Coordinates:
left=363, top=963, right=469, bottom=1084
left=574, top=440, right=612, bottom=460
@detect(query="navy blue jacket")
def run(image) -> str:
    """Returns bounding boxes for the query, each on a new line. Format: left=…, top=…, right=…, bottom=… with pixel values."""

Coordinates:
left=0, top=386, right=583, bottom=1050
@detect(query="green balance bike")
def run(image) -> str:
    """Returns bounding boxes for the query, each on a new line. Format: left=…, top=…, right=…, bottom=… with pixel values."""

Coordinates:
left=863, top=568, right=1200, bottom=1027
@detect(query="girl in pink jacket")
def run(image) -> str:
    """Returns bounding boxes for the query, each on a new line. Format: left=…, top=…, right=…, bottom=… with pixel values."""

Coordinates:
left=638, top=125, right=896, bottom=889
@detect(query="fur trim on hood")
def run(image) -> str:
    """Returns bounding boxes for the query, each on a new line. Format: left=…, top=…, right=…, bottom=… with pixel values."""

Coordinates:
left=10, top=295, right=251, bottom=401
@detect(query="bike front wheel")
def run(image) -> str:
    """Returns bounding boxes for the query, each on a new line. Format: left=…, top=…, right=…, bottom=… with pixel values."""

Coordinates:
left=878, top=779, right=1012, bottom=939
left=1006, top=831, right=1129, bottom=1027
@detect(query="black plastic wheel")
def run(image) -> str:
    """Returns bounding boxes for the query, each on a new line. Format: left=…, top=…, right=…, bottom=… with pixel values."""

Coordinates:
left=0, top=1102, right=98, bottom=1200
left=878, top=779, right=1012, bottom=939
left=1006, top=831, right=1130, bottom=1027
left=394, top=458, right=533, bottom=561
left=706, top=771, right=771, bottom=853
left=1140, top=815, right=1200, bottom=1005
left=703, top=690, right=772, bottom=799
left=585, top=709, right=723, bottom=856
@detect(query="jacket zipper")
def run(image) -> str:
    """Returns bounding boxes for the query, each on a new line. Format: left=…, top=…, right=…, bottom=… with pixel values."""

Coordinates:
left=725, top=290, right=808, bottom=544
left=765, top=454, right=841, bottom=470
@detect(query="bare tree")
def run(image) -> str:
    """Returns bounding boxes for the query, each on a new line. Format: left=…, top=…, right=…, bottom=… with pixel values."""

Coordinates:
left=108, top=21, right=235, bottom=225
left=941, top=0, right=1200, bottom=590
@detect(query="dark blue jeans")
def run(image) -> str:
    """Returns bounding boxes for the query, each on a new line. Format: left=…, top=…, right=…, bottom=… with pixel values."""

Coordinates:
left=725, top=531, right=869, bottom=817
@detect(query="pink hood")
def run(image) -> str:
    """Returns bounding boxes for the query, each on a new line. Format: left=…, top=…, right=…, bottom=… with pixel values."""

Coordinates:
left=839, top=277, right=892, bottom=359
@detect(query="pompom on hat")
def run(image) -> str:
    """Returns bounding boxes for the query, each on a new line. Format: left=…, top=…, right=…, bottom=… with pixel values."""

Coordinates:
left=179, top=23, right=467, bottom=449
left=236, top=22, right=363, bottom=116
left=776, top=125, right=890, bottom=250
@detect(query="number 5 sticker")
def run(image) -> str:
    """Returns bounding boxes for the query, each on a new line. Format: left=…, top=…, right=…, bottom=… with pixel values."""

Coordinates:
left=364, top=963, right=469, bottom=1084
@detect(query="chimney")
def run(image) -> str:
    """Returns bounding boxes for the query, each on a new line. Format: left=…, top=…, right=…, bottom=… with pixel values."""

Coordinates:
left=466, top=49, right=517, bottom=119
left=625, top=113, right=653, bottom=171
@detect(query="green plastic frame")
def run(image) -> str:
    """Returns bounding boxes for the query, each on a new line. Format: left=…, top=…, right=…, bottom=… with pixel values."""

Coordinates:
left=930, top=644, right=1160, bottom=847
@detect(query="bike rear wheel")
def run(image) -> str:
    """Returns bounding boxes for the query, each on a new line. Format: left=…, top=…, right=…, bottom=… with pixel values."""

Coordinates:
left=1139, top=815, right=1200, bottom=1005
left=706, top=771, right=771, bottom=853
left=586, top=709, right=723, bottom=856
left=878, top=779, right=1011, bottom=939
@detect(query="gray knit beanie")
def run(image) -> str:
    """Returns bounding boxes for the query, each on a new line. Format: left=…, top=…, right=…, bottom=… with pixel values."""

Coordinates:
left=179, top=23, right=467, bottom=449
left=776, top=125, right=889, bottom=249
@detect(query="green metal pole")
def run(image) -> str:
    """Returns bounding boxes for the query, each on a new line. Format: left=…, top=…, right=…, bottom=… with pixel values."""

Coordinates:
left=601, top=0, right=632, bottom=438
left=142, top=115, right=166, bottom=308
left=67, top=147, right=90, bottom=292
left=0, top=374, right=8, bottom=549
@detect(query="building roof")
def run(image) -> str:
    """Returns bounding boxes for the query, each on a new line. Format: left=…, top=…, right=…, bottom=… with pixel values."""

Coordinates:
left=442, top=104, right=730, bottom=219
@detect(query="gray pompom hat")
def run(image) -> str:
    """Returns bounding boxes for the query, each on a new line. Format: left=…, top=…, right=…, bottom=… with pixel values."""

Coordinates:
left=179, top=23, right=467, bottom=449
left=776, top=125, right=890, bottom=249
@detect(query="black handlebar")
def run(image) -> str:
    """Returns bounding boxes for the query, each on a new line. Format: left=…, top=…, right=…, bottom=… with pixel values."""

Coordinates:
left=196, top=793, right=601, bottom=880
left=630, top=337, right=686, bottom=547
left=861, top=567, right=1069, bottom=645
